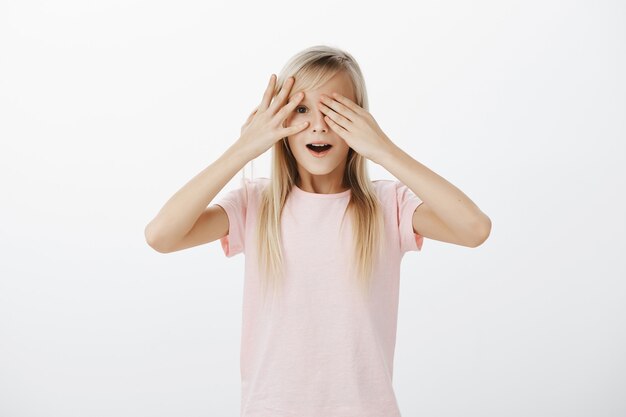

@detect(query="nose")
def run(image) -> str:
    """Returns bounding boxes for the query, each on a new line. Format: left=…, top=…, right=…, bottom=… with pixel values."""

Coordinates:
left=311, top=104, right=329, bottom=133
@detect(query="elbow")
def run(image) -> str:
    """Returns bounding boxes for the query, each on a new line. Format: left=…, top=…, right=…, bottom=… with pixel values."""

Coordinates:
left=469, top=215, right=491, bottom=248
left=144, top=223, right=171, bottom=253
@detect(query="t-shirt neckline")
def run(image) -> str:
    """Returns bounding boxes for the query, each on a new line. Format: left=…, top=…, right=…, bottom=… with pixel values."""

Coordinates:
left=292, top=183, right=351, bottom=199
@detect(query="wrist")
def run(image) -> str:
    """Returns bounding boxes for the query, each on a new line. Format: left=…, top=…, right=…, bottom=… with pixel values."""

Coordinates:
left=377, top=140, right=401, bottom=167
left=226, top=140, right=256, bottom=165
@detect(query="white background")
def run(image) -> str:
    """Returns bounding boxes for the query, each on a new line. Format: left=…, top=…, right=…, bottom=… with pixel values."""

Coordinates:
left=1, top=0, right=624, bottom=416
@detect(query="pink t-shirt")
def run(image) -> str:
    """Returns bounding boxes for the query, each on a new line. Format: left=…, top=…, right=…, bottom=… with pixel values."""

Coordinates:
left=215, top=177, right=424, bottom=417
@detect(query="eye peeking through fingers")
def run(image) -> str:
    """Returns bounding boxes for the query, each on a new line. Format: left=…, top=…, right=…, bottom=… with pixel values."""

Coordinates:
left=295, top=105, right=327, bottom=114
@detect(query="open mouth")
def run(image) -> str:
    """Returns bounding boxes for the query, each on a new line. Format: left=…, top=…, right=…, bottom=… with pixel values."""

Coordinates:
left=306, top=144, right=332, bottom=153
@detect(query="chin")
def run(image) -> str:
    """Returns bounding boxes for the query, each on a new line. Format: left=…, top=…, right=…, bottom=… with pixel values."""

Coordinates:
left=300, top=165, right=338, bottom=175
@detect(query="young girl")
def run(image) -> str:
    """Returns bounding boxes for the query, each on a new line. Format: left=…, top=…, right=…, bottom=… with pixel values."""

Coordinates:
left=145, top=45, right=491, bottom=417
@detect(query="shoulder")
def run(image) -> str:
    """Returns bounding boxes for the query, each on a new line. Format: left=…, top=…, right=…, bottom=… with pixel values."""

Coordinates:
left=217, top=177, right=269, bottom=208
left=242, top=177, right=271, bottom=195
left=372, top=179, right=396, bottom=189
left=371, top=179, right=421, bottom=210
left=371, top=179, right=401, bottom=197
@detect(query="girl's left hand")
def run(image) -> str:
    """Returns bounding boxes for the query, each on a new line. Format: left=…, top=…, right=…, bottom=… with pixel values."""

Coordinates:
left=318, top=92, right=395, bottom=165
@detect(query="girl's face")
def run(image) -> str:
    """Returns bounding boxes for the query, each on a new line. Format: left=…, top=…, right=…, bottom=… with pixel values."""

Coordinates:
left=283, top=71, right=355, bottom=179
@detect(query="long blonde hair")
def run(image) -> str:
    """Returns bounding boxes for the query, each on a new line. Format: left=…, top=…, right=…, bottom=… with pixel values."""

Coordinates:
left=251, top=45, right=385, bottom=306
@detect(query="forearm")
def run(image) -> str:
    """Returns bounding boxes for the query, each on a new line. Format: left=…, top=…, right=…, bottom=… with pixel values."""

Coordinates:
left=379, top=142, right=491, bottom=240
left=144, top=142, right=252, bottom=249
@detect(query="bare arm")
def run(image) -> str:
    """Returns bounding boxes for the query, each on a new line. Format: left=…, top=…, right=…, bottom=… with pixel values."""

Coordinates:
left=144, top=143, right=252, bottom=253
left=144, top=73, right=309, bottom=253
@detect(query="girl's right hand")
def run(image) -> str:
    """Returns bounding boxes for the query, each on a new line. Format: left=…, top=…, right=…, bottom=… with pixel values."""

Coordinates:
left=236, top=74, right=308, bottom=160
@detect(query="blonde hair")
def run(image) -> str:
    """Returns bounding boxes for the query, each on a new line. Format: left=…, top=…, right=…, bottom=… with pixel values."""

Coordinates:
left=249, top=45, right=385, bottom=307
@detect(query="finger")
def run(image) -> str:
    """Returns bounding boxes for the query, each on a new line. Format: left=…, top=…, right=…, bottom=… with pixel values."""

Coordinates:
left=247, top=105, right=259, bottom=120
left=320, top=101, right=351, bottom=129
left=269, top=77, right=293, bottom=111
left=268, top=76, right=295, bottom=113
left=242, top=106, right=258, bottom=127
left=320, top=96, right=355, bottom=123
left=283, top=120, right=309, bottom=136
left=331, top=92, right=365, bottom=116
left=259, top=74, right=276, bottom=111
left=275, top=91, right=304, bottom=121
left=324, top=114, right=347, bottom=133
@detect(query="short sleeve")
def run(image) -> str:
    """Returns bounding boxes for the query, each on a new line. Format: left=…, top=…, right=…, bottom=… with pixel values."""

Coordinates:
left=395, top=181, right=425, bottom=253
left=213, top=178, right=251, bottom=258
